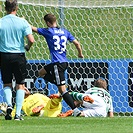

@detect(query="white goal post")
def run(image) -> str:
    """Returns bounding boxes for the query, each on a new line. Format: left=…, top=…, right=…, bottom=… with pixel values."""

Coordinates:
left=0, top=0, right=133, bottom=116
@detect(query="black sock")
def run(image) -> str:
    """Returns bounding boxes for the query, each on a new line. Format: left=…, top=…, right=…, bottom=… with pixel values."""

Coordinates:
left=62, top=92, right=76, bottom=109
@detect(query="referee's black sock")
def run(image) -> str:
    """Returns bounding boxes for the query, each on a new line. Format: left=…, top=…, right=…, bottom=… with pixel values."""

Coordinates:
left=62, top=92, right=76, bottom=110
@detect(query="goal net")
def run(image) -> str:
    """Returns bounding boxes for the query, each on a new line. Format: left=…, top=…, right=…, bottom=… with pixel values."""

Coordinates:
left=0, top=0, right=132, bottom=116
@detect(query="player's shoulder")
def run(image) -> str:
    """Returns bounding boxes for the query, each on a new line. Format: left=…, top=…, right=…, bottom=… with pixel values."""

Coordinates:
left=61, top=27, right=71, bottom=33
left=32, top=93, right=44, bottom=97
left=97, top=87, right=110, bottom=94
left=15, top=16, right=29, bottom=25
left=86, top=87, right=106, bottom=92
left=19, top=17, right=29, bottom=23
left=91, top=87, right=101, bottom=90
left=55, top=27, right=70, bottom=33
left=38, top=27, right=48, bottom=31
left=101, top=88, right=111, bottom=97
left=0, top=15, right=8, bottom=21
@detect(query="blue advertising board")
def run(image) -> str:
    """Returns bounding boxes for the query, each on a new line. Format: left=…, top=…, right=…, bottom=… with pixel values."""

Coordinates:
left=0, top=59, right=132, bottom=113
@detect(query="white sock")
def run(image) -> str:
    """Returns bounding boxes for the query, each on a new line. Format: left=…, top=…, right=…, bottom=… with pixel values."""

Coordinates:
left=73, top=108, right=81, bottom=117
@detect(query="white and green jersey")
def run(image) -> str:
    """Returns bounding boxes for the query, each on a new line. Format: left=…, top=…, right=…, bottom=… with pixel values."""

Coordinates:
left=82, top=87, right=113, bottom=117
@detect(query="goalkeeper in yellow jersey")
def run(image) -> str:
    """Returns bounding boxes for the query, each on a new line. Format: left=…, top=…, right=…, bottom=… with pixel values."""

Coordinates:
left=13, top=93, right=62, bottom=117
left=0, top=88, right=62, bottom=117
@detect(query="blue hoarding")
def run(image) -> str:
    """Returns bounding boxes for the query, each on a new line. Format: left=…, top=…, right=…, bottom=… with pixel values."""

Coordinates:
left=0, top=59, right=132, bottom=113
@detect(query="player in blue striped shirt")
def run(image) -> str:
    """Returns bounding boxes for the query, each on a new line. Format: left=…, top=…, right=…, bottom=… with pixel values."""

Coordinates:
left=0, top=0, right=34, bottom=120
left=31, top=13, right=83, bottom=114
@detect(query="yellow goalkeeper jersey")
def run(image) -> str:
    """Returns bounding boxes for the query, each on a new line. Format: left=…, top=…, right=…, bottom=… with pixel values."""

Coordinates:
left=12, top=93, right=62, bottom=117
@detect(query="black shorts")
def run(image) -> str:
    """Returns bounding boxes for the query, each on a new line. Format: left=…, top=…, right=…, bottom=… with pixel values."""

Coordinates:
left=1, top=52, right=27, bottom=84
left=44, top=62, right=68, bottom=86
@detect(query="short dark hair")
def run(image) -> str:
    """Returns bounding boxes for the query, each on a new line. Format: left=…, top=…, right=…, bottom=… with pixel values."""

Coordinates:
left=5, top=0, right=18, bottom=13
left=44, top=14, right=56, bottom=24
left=94, top=78, right=107, bottom=89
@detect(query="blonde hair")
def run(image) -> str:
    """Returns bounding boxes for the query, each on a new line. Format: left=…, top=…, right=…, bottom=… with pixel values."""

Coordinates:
left=94, top=78, right=107, bottom=89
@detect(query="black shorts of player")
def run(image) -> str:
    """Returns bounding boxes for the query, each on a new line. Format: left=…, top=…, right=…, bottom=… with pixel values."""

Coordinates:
left=44, top=62, right=68, bottom=86
left=1, top=52, right=27, bottom=84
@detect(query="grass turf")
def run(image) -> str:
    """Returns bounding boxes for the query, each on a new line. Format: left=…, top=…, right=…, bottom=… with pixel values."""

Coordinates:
left=0, top=116, right=132, bottom=133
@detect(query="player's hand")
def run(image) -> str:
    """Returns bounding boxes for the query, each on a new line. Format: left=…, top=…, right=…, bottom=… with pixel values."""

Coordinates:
left=78, top=53, right=84, bottom=58
left=25, top=44, right=31, bottom=51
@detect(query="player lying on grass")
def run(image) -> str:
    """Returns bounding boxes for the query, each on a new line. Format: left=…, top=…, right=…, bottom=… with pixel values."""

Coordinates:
left=58, top=78, right=114, bottom=117
left=0, top=88, right=62, bottom=117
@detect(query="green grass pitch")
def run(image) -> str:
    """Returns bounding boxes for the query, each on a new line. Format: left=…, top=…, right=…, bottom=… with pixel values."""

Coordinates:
left=0, top=116, right=132, bottom=133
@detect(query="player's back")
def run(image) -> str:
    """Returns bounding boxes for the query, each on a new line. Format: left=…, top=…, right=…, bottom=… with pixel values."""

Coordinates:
left=0, top=14, right=31, bottom=53
left=37, top=27, right=75, bottom=63
left=85, top=87, right=113, bottom=112
left=22, top=93, right=49, bottom=116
